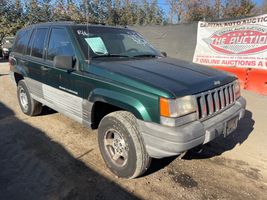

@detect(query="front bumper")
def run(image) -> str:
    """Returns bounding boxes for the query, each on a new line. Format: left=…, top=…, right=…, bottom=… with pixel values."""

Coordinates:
left=137, top=97, right=246, bottom=158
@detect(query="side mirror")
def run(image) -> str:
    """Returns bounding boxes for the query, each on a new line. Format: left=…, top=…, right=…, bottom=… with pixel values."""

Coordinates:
left=53, top=55, right=75, bottom=71
left=161, top=52, right=167, bottom=57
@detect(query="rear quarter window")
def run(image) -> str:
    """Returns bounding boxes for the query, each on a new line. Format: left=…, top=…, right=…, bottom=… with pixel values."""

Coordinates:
left=26, top=29, right=36, bottom=56
left=13, top=29, right=31, bottom=54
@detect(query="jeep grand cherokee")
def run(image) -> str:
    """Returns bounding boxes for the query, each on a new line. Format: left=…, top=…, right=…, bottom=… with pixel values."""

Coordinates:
left=9, top=22, right=246, bottom=179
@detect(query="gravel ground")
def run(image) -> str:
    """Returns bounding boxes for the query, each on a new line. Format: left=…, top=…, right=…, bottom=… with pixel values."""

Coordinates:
left=0, top=62, right=267, bottom=200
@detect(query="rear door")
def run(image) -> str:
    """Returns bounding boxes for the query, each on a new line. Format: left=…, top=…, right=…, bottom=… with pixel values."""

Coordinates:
left=24, top=27, right=49, bottom=87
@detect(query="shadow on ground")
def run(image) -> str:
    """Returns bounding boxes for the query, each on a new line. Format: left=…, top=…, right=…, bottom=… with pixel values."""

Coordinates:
left=14, top=99, right=254, bottom=178
left=146, top=110, right=254, bottom=174
left=0, top=102, right=138, bottom=200
left=40, top=106, right=57, bottom=115
left=183, top=110, right=254, bottom=160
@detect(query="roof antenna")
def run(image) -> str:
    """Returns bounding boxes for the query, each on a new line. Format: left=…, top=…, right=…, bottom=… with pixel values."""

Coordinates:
left=85, top=0, right=90, bottom=64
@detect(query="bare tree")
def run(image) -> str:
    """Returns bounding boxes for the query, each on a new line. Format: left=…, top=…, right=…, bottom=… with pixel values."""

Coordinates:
left=223, top=0, right=255, bottom=19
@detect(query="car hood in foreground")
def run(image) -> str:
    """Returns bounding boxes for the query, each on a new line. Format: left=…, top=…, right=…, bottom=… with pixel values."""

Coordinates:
left=92, top=57, right=236, bottom=97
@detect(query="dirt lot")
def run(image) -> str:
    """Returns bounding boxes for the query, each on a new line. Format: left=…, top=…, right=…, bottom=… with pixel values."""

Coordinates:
left=0, top=62, right=267, bottom=200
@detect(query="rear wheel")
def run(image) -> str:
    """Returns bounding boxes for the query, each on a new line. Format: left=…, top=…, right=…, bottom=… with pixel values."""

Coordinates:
left=17, top=80, right=42, bottom=116
left=98, top=111, right=151, bottom=179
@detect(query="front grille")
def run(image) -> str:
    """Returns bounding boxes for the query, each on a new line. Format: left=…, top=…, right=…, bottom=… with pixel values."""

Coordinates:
left=195, top=82, right=236, bottom=120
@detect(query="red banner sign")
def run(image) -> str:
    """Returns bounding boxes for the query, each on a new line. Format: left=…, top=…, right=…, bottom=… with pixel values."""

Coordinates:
left=193, top=15, right=267, bottom=70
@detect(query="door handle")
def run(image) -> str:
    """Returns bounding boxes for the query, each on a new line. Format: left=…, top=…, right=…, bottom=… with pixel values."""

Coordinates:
left=41, top=66, right=50, bottom=71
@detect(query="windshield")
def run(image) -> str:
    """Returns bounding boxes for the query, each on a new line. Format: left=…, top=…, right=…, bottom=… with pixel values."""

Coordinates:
left=72, top=26, right=161, bottom=60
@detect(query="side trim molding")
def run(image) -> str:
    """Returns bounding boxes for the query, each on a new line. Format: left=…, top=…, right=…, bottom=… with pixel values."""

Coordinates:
left=25, top=78, right=92, bottom=127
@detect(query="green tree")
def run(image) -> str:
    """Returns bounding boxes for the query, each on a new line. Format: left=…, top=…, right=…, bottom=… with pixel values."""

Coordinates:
left=147, top=0, right=164, bottom=24
left=51, top=0, right=68, bottom=21
left=135, top=4, right=146, bottom=25
left=0, top=0, right=167, bottom=41
left=12, top=0, right=25, bottom=32
left=25, top=0, right=41, bottom=24
left=120, top=0, right=135, bottom=25
left=39, top=0, right=52, bottom=22
left=0, top=0, right=24, bottom=44
left=66, top=0, right=83, bottom=22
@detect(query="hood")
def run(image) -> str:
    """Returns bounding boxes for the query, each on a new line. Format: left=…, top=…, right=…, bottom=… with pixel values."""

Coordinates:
left=92, top=57, right=236, bottom=97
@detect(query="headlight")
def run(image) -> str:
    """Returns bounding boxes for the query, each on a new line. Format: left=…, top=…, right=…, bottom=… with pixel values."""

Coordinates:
left=2, top=48, right=9, bottom=52
left=233, top=79, right=240, bottom=99
left=159, top=96, right=196, bottom=126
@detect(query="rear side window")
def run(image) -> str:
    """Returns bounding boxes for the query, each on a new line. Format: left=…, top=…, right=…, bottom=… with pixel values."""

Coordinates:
left=30, top=28, right=48, bottom=58
left=26, top=29, right=36, bottom=56
left=13, top=29, right=31, bottom=54
left=47, top=28, right=75, bottom=61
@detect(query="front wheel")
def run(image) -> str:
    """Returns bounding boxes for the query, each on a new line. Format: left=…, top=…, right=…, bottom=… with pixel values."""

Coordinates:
left=98, top=111, right=151, bottom=179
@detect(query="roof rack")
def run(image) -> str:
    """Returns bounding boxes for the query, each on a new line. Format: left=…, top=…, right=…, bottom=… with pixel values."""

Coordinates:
left=24, top=21, right=129, bottom=30
left=33, top=21, right=76, bottom=25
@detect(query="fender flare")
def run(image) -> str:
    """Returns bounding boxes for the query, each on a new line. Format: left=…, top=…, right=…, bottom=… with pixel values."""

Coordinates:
left=89, top=88, right=152, bottom=121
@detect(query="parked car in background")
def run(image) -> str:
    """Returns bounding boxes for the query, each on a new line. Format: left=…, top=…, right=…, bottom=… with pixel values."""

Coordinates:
left=0, top=36, right=14, bottom=59
left=9, top=22, right=246, bottom=179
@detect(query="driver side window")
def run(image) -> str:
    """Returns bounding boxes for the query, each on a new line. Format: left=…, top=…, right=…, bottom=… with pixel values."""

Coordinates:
left=47, top=28, right=75, bottom=61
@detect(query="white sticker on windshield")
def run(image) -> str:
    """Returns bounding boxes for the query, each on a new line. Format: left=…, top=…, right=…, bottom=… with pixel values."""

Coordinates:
left=127, top=31, right=154, bottom=48
left=85, top=37, right=108, bottom=55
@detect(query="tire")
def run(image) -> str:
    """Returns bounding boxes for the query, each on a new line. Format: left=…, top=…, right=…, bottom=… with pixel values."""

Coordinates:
left=98, top=111, right=151, bottom=179
left=17, top=80, right=42, bottom=116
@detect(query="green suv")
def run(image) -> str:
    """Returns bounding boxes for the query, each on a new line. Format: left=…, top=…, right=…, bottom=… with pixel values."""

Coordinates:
left=9, top=22, right=246, bottom=179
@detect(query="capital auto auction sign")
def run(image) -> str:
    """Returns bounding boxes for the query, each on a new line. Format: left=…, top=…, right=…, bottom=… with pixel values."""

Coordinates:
left=193, top=14, right=267, bottom=69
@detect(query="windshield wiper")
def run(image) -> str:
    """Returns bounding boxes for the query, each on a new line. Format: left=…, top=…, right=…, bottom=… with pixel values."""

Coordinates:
left=133, top=54, right=157, bottom=58
left=92, top=53, right=130, bottom=58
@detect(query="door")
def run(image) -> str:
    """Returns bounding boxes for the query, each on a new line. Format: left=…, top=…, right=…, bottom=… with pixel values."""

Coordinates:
left=44, top=27, right=85, bottom=122
left=24, top=27, right=49, bottom=98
